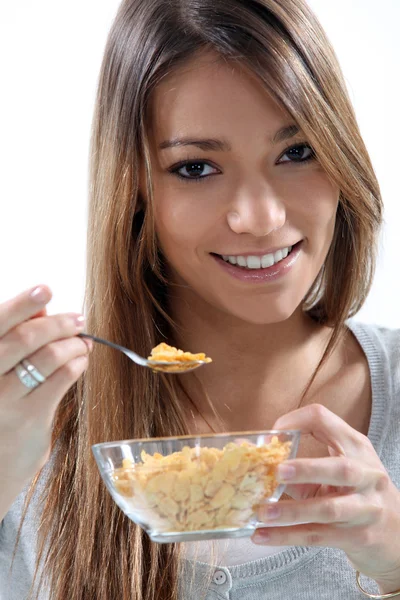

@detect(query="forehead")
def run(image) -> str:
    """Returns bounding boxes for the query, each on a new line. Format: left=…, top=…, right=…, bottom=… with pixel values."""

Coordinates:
left=149, top=50, right=290, bottom=141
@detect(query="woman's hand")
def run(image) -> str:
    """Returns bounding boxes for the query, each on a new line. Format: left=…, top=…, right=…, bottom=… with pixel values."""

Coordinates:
left=0, top=285, right=93, bottom=521
left=252, top=404, right=400, bottom=594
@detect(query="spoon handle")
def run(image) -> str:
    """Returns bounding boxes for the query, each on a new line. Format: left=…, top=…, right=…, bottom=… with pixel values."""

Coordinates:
left=77, top=333, right=135, bottom=356
left=77, top=333, right=204, bottom=372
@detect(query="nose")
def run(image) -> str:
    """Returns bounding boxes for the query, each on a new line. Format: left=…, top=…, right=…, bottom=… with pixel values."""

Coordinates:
left=227, top=183, right=286, bottom=237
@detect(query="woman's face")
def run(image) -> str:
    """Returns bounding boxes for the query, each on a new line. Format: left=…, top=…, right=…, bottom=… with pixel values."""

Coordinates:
left=146, top=51, right=340, bottom=325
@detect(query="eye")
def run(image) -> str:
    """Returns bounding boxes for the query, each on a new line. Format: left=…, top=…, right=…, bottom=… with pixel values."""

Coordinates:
left=169, top=160, right=220, bottom=181
left=278, top=143, right=315, bottom=164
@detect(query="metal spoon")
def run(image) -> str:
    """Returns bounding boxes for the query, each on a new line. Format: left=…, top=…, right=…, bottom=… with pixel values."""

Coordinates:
left=77, top=333, right=208, bottom=373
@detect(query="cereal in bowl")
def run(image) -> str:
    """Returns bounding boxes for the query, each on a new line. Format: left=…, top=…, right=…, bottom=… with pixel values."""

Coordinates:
left=111, top=437, right=291, bottom=533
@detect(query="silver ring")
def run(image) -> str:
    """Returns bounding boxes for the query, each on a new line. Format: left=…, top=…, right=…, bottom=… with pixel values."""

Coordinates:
left=15, top=361, right=46, bottom=390
left=21, top=359, right=46, bottom=383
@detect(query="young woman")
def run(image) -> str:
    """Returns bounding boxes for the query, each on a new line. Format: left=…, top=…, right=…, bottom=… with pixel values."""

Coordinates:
left=1, top=0, right=399, bottom=599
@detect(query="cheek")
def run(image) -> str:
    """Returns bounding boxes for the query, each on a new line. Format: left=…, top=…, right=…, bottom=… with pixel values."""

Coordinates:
left=289, top=175, right=339, bottom=235
left=304, top=198, right=338, bottom=238
left=313, top=196, right=339, bottom=244
left=154, top=195, right=213, bottom=259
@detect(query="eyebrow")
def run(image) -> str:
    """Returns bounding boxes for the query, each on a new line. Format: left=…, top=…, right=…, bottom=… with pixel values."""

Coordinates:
left=158, top=137, right=231, bottom=152
left=272, top=124, right=300, bottom=144
left=158, top=124, right=300, bottom=152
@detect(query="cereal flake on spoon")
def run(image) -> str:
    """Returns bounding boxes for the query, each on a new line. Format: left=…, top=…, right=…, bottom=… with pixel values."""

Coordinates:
left=148, top=342, right=212, bottom=372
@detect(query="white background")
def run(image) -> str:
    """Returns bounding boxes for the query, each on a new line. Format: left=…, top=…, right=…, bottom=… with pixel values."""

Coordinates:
left=1, top=0, right=399, bottom=327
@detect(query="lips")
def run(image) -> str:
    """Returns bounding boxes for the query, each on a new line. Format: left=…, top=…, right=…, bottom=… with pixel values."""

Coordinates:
left=212, top=241, right=302, bottom=270
left=211, top=240, right=303, bottom=283
left=223, top=246, right=292, bottom=269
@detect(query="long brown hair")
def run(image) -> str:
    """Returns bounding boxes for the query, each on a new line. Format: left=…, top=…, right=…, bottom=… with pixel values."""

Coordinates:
left=15, top=0, right=382, bottom=598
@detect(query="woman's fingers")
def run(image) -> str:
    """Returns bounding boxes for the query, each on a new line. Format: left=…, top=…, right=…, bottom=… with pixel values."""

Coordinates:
left=252, top=521, right=376, bottom=550
left=257, top=493, right=381, bottom=528
left=274, top=456, right=385, bottom=491
left=0, top=285, right=52, bottom=337
left=0, top=312, right=87, bottom=376
left=273, top=403, right=377, bottom=461
left=1, top=335, right=92, bottom=400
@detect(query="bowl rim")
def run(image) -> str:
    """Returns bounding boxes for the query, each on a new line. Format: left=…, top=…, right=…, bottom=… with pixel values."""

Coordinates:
left=92, top=429, right=301, bottom=450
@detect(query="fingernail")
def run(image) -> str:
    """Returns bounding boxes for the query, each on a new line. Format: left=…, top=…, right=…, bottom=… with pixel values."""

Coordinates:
left=30, top=286, right=49, bottom=303
left=75, top=315, right=85, bottom=329
left=277, top=464, right=296, bottom=480
left=253, top=530, right=270, bottom=544
left=263, top=505, right=281, bottom=520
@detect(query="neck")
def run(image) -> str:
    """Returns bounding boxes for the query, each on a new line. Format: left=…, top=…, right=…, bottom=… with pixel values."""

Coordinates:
left=167, top=286, right=335, bottom=433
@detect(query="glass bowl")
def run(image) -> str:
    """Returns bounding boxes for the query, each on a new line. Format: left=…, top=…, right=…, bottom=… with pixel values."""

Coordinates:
left=92, top=430, right=300, bottom=543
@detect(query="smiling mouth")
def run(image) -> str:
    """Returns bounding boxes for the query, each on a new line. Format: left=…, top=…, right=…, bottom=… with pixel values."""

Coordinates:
left=212, top=242, right=301, bottom=270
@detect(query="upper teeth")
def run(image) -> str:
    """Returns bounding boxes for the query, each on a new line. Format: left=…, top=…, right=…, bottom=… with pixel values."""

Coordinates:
left=221, top=246, right=292, bottom=269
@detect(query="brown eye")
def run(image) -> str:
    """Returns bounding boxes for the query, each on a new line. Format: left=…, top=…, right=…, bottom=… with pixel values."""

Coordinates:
left=278, top=144, right=315, bottom=164
left=170, top=160, right=219, bottom=180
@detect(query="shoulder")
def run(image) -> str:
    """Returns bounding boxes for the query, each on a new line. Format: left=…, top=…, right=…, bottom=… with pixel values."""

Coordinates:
left=347, top=320, right=400, bottom=356
left=347, top=320, right=400, bottom=393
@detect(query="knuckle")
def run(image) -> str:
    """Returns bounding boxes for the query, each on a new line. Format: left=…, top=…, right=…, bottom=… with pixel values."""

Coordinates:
left=45, top=342, right=64, bottom=365
left=355, top=526, right=375, bottom=548
left=322, top=500, right=343, bottom=523
left=14, top=325, right=36, bottom=349
left=340, top=458, right=357, bottom=485
left=369, top=503, right=384, bottom=524
left=308, top=403, right=328, bottom=421
left=375, top=471, right=390, bottom=492
left=357, top=433, right=373, bottom=451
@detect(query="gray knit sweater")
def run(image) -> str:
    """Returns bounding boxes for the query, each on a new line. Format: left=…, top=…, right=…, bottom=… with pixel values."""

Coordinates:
left=1, top=321, right=399, bottom=599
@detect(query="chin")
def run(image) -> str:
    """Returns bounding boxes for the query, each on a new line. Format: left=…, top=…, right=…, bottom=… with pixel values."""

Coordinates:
left=220, top=298, right=300, bottom=326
